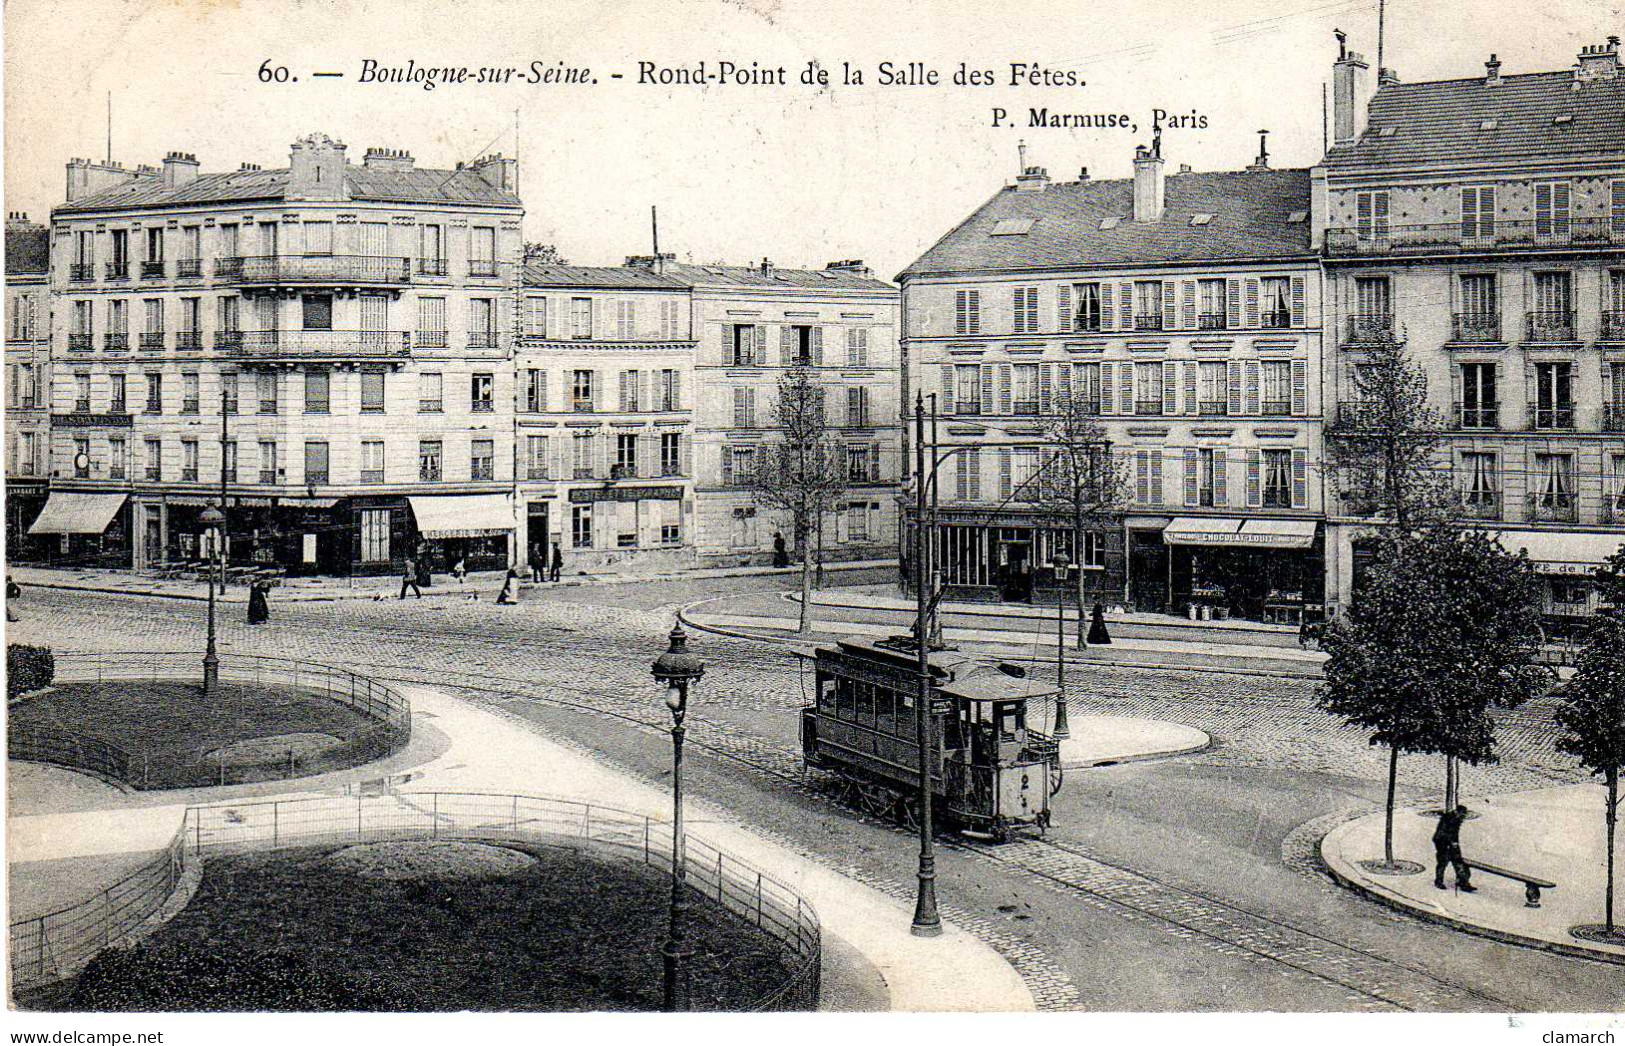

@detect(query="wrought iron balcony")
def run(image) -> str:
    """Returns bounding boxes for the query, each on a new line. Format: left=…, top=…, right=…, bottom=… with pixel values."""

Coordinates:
left=1261, top=400, right=1292, bottom=417
left=1325, top=217, right=1621, bottom=256
left=214, top=330, right=243, bottom=350
left=175, top=331, right=202, bottom=351
left=176, top=259, right=203, bottom=279
left=1199, top=400, right=1228, bottom=416
left=227, top=330, right=412, bottom=360
left=1133, top=314, right=1163, bottom=331
left=104, top=261, right=129, bottom=281
left=467, top=332, right=499, bottom=350
left=141, top=261, right=166, bottom=279
left=139, top=332, right=165, bottom=350
left=1602, top=497, right=1625, bottom=525
left=1454, top=404, right=1500, bottom=430
left=69, top=262, right=94, bottom=282
left=417, top=258, right=449, bottom=277
left=232, top=255, right=413, bottom=286
left=214, top=257, right=244, bottom=278
left=1450, top=312, right=1501, bottom=342
left=1604, top=311, right=1625, bottom=341
left=1345, top=313, right=1394, bottom=343
left=1527, top=492, right=1578, bottom=524
left=1526, top=310, right=1577, bottom=342
left=1198, top=313, right=1227, bottom=331
left=103, top=333, right=127, bottom=352
left=1459, top=491, right=1502, bottom=521
left=1013, top=399, right=1040, bottom=416
left=416, top=331, right=449, bottom=349
left=1134, top=400, right=1164, bottom=416
left=66, top=333, right=91, bottom=351
left=953, top=400, right=982, bottom=415
left=1528, top=402, right=1576, bottom=430
left=1603, top=405, right=1625, bottom=432
left=1260, top=310, right=1292, bottom=330
left=468, top=259, right=500, bottom=278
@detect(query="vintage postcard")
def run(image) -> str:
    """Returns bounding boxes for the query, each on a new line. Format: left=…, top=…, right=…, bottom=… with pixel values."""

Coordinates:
left=3, top=0, right=1622, bottom=1041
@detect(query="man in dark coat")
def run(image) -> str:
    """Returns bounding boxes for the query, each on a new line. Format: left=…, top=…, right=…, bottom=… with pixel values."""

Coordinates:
left=399, top=556, right=422, bottom=599
left=1433, top=804, right=1475, bottom=891
left=772, top=531, right=789, bottom=568
left=550, top=542, right=563, bottom=582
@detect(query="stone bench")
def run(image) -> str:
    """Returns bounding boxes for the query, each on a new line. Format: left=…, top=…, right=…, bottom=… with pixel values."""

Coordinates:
left=1463, top=859, right=1557, bottom=908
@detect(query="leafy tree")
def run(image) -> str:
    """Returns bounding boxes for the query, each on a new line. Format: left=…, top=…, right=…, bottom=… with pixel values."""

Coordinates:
left=1323, top=330, right=1454, bottom=530
left=1593, top=546, right=1625, bottom=613
left=750, top=365, right=848, bottom=634
left=1555, top=612, right=1625, bottom=934
left=1319, top=526, right=1550, bottom=866
left=523, top=243, right=568, bottom=266
left=1029, top=393, right=1128, bottom=647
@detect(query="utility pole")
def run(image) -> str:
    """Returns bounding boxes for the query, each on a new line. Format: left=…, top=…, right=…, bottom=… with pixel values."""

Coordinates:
left=910, top=395, right=941, bottom=938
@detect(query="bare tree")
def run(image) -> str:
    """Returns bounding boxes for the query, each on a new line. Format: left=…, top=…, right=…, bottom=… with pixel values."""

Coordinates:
left=523, top=243, right=568, bottom=266
left=750, top=365, right=849, bottom=634
left=1029, top=392, right=1129, bottom=648
left=1323, top=329, right=1454, bottom=531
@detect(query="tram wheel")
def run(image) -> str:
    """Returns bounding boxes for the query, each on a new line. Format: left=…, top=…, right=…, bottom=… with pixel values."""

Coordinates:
left=895, top=795, right=920, bottom=831
left=857, top=782, right=895, bottom=820
left=990, top=817, right=1011, bottom=844
left=1049, top=759, right=1064, bottom=797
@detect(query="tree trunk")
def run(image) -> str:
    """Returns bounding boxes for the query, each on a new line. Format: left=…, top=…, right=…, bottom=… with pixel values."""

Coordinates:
left=797, top=524, right=814, bottom=635
left=1608, top=767, right=1618, bottom=933
left=1444, top=754, right=1456, bottom=812
left=1384, top=743, right=1400, bottom=866
left=1074, top=522, right=1088, bottom=650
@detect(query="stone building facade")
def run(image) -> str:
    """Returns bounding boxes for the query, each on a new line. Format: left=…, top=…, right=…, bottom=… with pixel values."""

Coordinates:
left=5, top=213, right=51, bottom=559
left=1316, top=36, right=1625, bottom=635
left=40, top=134, right=524, bottom=575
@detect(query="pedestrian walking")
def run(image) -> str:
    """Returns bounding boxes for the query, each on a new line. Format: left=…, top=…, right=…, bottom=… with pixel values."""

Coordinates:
left=416, top=554, right=432, bottom=590
left=772, top=531, right=789, bottom=568
left=1432, top=804, right=1476, bottom=891
left=452, top=557, right=467, bottom=584
left=496, top=565, right=520, bottom=604
left=6, top=575, right=20, bottom=623
left=399, top=556, right=423, bottom=599
left=529, top=544, right=545, bottom=583
left=550, top=542, right=563, bottom=582
left=247, top=578, right=271, bottom=624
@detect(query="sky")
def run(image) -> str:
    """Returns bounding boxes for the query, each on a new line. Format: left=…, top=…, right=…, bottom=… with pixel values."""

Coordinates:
left=5, top=0, right=1621, bottom=282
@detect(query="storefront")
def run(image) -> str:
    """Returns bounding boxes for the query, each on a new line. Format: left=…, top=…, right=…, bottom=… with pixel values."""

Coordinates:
left=907, top=509, right=1125, bottom=605
left=407, top=494, right=516, bottom=574
left=1150, top=516, right=1325, bottom=623
left=1494, top=530, right=1625, bottom=642
left=26, top=491, right=131, bottom=567
left=5, top=480, right=51, bottom=563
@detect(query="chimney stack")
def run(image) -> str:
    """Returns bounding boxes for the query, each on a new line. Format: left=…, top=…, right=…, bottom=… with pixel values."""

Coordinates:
left=162, top=151, right=199, bottom=188
left=1132, top=144, right=1165, bottom=223
left=760, top=256, right=773, bottom=277
left=825, top=259, right=871, bottom=278
left=1485, top=54, right=1502, bottom=85
left=1014, top=165, right=1050, bottom=192
left=287, top=132, right=349, bottom=201
left=1576, top=38, right=1621, bottom=81
left=64, top=158, right=136, bottom=202
left=1248, top=130, right=1271, bottom=171
left=1078, top=167, right=1089, bottom=181
left=1332, top=43, right=1371, bottom=145
left=471, top=153, right=517, bottom=192
left=363, top=147, right=416, bottom=173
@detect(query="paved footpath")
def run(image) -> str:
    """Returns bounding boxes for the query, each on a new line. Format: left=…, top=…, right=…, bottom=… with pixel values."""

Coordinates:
left=1322, top=785, right=1625, bottom=965
left=8, top=681, right=1032, bottom=1012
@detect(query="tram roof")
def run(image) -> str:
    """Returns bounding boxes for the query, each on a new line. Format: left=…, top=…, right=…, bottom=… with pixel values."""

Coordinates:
left=938, top=665, right=1060, bottom=704
left=815, top=639, right=1059, bottom=702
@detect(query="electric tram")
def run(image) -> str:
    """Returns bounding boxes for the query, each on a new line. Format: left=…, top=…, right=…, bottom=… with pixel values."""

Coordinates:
left=800, top=637, right=1062, bottom=841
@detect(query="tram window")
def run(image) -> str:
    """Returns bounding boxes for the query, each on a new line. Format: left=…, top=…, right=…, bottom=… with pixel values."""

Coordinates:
left=836, top=680, right=854, bottom=721
left=875, top=688, right=895, bottom=735
left=855, top=682, right=875, bottom=728
left=995, top=704, right=1018, bottom=742
left=817, top=678, right=835, bottom=711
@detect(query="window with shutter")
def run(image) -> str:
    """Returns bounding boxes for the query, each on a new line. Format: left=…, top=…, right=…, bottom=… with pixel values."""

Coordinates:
left=1226, top=279, right=1241, bottom=328
left=1613, top=180, right=1625, bottom=238
left=999, top=448, right=1013, bottom=499
left=1099, top=284, right=1114, bottom=331
left=1099, top=364, right=1114, bottom=415
left=1118, top=362, right=1133, bottom=414
left=1118, top=283, right=1133, bottom=330
left=998, top=364, right=1013, bottom=414
left=1246, top=449, right=1262, bottom=507
left=1039, top=364, right=1054, bottom=414
left=1162, top=282, right=1176, bottom=330
left=1150, top=449, right=1163, bottom=505
left=1244, top=361, right=1261, bottom=414
left=1056, top=285, right=1072, bottom=332
left=1290, top=276, right=1306, bottom=327
left=1227, top=361, right=1243, bottom=414
left=1183, top=448, right=1199, bottom=506
left=1213, top=450, right=1228, bottom=506
left=1244, top=279, right=1260, bottom=327
left=1183, top=362, right=1198, bottom=415
left=1162, top=361, right=1177, bottom=415
left=1291, top=359, right=1309, bottom=415
left=980, top=364, right=995, bottom=414
left=1292, top=449, right=1309, bottom=508
left=1535, top=182, right=1571, bottom=242
left=1134, top=450, right=1149, bottom=504
left=1181, top=281, right=1197, bottom=329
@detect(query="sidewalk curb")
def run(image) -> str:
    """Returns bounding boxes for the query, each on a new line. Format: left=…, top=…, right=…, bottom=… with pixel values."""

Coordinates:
left=678, top=605, right=1321, bottom=681
left=1319, top=829, right=1625, bottom=968
left=1063, top=732, right=1214, bottom=770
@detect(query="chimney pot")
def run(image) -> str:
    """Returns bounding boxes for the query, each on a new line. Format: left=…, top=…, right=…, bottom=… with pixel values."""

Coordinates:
left=1078, top=166, right=1089, bottom=181
left=1577, top=38, right=1621, bottom=81
left=1332, top=44, right=1372, bottom=145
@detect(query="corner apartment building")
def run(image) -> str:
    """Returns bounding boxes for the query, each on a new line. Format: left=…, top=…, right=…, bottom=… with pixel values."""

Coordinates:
left=898, top=146, right=1327, bottom=623
left=515, top=264, right=694, bottom=571
left=38, top=134, right=523, bottom=575
left=659, top=258, right=901, bottom=568
left=5, top=212, right=51, bottom=559
left=1317, top=37, right=1625, bottom=635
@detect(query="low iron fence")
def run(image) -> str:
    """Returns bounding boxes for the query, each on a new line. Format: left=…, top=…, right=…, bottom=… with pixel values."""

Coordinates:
left=185, top=791, right=821, bottom=1011
left=10, top=652, right=412, bottom=790
left=9, top=822, right=190, bottom=994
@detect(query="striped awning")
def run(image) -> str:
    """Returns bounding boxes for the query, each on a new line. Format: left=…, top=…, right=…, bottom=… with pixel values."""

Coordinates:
left=27, top=493, right=127, bottom=535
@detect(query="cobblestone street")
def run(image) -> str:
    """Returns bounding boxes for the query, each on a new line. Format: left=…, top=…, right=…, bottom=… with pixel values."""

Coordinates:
left=9, top=576, right=1619, bottom=1011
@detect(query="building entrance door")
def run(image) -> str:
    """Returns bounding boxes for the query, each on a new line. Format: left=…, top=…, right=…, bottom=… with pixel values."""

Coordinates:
left=995, top=528, right=1034, bottom=602
left=143, top=505, right=164, bottom=568
left=527, top=502, right=550, bottom=568
left=1128, top=529, right=1169, bottom=613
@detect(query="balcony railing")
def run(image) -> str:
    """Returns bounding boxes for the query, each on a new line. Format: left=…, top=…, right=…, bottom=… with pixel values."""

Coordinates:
left=1528, top=492, right=1578, bottom=523
left=1526, top=310, right=1577, bottom=342
left=1337, top=402, right=1382, bottom=428
left=69, top=262, right=94, bottom=282
left=306, top=471, right=329, bottom=486
left=214, top=257, right=244, bottom=278
left=1134, top=400, right=1164, bottom=416
left=1013, top=399, right=1040, bottom=416
left=1073, top=315, right=1102, bottom=333
left=609, top=463, right=634, bottom=480
left=181, top=467, right=199, bottom=482
left=104, top=261, right=129, bottom=281
left=1529, top=402, right=1576, bottom=430
left=417, top=258, right=449, bottom=277
left=573, top=467, right=594, bottom=480
left=228, top=330, right=412, bottom=360
left=176, top=331, right=202, bottom=351
left=468, top=259, right=500, bottom=278
left=103, top=333, right=127, bottom=351
left=1199, top=400, right=1227, bottom=416
left=1133, top=314, right=1163, bottom=331
left=1455, top=404, right=1500, bottom=430
left=232, top=255, right=413, bottom=285
left=176, top=259, right=203, bottom=279
left=1450, top=312, right=1501, bottom=342
left=415, top=332, right=449, bottom=349
left=214, top=330, right=243, bottom=350
left=1603, top=311, right=1625, bottom=341
left=1602, top=497, right=1625, bottom=525
left=140, top=332, right=165, bottom=350
left=259, top=469, right=279, bottom=485
left=1261, top=400, right=1292, bottom=417
left=954, top=400, right=981, bottom=415
left=467, top=332, right=499, bottom=350
left=1260, top=310, right=1291, bottom=330
left=68, top=333, right=92, bottom=351
left=1459, top=491, right=1503, bottom=521
left=1198, top=313, right=1227, bottom=331
left=1604, top=404, right=1625, bottom=432
left=573, top=400, right=594, bottom=413
left=1345, top=313, right=1394, bottom=343
left=141, top=261, right=166, bottom=280
left=1325, top=217, right=1621, bottom=256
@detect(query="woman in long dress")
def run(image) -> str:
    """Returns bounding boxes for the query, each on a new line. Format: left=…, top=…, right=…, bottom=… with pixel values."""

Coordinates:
left=496, top=566, right=519, bottom=605
left=247, top=579, right=270, bottom=624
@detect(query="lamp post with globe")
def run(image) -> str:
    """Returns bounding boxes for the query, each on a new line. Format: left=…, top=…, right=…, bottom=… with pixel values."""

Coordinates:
left=651, top=621, right=705, bottom=1012
left=199, top=502, right=225, bottom=696
left=1051, top=551, right=1072, bottom=740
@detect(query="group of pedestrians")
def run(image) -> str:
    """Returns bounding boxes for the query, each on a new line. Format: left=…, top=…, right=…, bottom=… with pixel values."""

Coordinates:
left=398, top=541, right=564, bottom=604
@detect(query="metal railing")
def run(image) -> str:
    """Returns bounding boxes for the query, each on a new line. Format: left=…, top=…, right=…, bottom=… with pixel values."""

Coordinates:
left=1459, top=491, right=1503, bottom=520
left=1527, top=310, right=1577, bottom=342
left=9, top=821, right=189, bottom=994
left=1605, top=311, right=1625, bottom=341
left=140, top=261, right=166, bottom=280
left=1198, top=313, right=1227, bottom=331
left=9, top=652, right=412, bottom=791
left=1326, top=216, right=1622, bottom=256
left=1527, top=492, right=1578, bottom=523
left=183, top=792, right=821, bottom=1011
left=103, top=333, right=127, bottom=352
left=69, top=263, right=94, bottom=282
left=104, top=262, right=129, bottom=281
left=176, top=259, right=203, bottom=279
left=232, top=255, right=413, bottom=285
left=1454, top=404, right=1500, bottom=430
left=1450, top=311, right=1501, bottom=342
left=1528, top=402, right=1576, bottom=430
left=229, top=330, right=411, bottom=360
left=1604, top=405, right=1625, bottom=433
left=1345, top=313, right=1393, bottom=343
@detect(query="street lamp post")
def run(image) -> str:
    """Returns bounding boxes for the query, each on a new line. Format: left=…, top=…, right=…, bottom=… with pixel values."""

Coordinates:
left=199, top=502, right=225, bottom=696
left=1051, top=551, right=1071, bottom=740
left=651, top=622, right=705, bottom=1012
left=910, top=395, right=942, bottom=937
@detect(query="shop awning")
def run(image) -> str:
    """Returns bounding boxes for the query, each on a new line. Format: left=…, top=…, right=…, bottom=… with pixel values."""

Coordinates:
left=1162, top=517, right=1319, bottom=549
left=27, top=493, right=127, bottom=535
left=1162, top=517, right=1243, bottom=545
left=1494, top=530, right=1624, bottom=577
left=408, top=494, right=515, bottom=539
